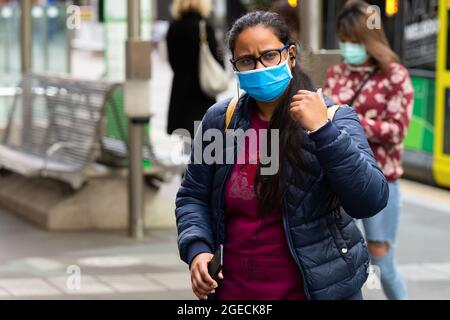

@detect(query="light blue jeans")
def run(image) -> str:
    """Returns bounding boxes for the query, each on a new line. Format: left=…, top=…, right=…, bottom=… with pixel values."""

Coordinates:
left=361, top=181, right=407, bottom=300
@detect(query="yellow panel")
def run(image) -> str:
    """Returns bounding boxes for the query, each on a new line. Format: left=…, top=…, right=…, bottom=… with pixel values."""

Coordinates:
left=435, top=163, right=450, bottom=188
left=433, top=0, right=450, bottom=187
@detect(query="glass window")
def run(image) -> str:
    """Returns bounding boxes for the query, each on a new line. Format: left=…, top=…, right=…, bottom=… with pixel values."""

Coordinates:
left=0, top=2, right=21, bottom=86
left=0, top=2, right=20, bottom=129
left=444, top=7, right=450, bottom=156
left=444, top=89, right=450, bottom=155
left=403, top=0, right=440, bottom=71
left=447, top=7, right=450, bottom=71
left=32, top=3, right=70, bottom=74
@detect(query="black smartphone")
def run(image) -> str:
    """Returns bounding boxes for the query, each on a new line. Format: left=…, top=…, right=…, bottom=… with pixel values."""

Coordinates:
left=208, top=245, right=223, bottom=282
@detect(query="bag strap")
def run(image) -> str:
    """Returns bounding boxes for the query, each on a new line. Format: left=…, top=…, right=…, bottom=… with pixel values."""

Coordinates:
left=199, top=20, right=207, bottom=44
left=226, top=99, right=338, bottom=131
left=327, top=105, right=341, bottom=121
left=349, top=67, right=379, bottom=106
left=225, top=98, right=238, bottom=131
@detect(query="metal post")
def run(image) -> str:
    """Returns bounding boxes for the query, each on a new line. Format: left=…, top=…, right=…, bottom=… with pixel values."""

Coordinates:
left=67, top=0, right=78, bottom=74
left=128, top=118, right=145, bottom=239
left=44, top=4, right=49, bottom=71
left=21, top=0, right=32, bottom=147
left=66, top=1, right=73, bottom=74
left=128, top=0, right=141, bottom=39
left=127, top=0, right=145, bottom=239
left=299, top=0, right=323, bottom=52
left=21, top=0, right=32, bottom=73
left=3, top=6, right=11, bottom=74
left=152, top=0, right=158, bottom=21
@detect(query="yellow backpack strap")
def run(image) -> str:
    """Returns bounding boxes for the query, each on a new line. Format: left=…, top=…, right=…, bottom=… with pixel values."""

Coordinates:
left=327, top=105, right=341, bottom=121
left=225, top=98, right=238, bottom=131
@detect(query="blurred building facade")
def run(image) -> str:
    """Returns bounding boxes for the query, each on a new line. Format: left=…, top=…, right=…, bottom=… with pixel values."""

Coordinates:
left=0, top=0, right=449, bottom=189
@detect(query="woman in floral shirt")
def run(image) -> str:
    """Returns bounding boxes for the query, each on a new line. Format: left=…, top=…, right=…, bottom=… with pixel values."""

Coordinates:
left=324, top=0, right=414, bottom=300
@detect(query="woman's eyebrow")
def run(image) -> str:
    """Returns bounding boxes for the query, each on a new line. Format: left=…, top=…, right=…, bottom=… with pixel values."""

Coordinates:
left=234, top=48, right=282, bottom=60
left=233, top=53, right=255, bottom=60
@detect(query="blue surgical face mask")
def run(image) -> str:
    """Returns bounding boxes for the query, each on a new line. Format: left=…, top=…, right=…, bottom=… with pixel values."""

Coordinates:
left=235, top=60, right=293, bottom=103
left=339, top=42, right=369, bottom=65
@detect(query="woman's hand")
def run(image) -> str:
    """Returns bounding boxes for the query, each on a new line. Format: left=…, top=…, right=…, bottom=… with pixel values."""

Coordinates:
left=290, top=88, right=329, bottom=132
left=190, top=253, right=223, bottom=300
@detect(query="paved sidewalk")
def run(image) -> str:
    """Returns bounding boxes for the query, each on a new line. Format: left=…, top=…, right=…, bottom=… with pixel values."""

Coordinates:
left=0, top=204, right=194, bottom=300
left=0, top=177, right=449, bottom=300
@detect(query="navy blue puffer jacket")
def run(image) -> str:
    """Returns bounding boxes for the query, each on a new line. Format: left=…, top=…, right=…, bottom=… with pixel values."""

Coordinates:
left=176, top=94, right=389, bottom=300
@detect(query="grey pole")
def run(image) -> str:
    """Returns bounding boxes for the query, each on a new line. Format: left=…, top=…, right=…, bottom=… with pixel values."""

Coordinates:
left=152, top=0, right=158, bottom=21
left=299, top=0, right=323, bottom=52
left=3, top=7, right=11, bottom=74
left=21, top=0, right=33, bottom=146
left=44, top=5, right=49, bottom=71
left=21, top=0, right=32, bottom=73
left=128, top=118, right=145, bottom=239
left=298, top=0, right=335, bottom=88
left=127, top=0, right=145, bottom=239
left=128, top=0, right=141, bottom=39
left=66, top=1, right=73, bottom=74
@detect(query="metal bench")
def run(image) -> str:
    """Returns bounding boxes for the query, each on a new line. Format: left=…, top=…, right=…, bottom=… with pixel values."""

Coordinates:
left=0, top=73, right=185, bottom=190
left=0, top=73, right=120, bottom=189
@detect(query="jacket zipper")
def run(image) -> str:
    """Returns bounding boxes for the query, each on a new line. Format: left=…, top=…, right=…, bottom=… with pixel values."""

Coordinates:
left=217, top=112, right=247, bottom=246
left=217, top=163, right=234, bottom=245
left=282, top=200, right=312, bottom=300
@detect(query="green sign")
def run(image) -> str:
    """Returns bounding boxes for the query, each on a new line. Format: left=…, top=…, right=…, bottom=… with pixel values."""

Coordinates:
left=404, top=76, right=436, bottom=153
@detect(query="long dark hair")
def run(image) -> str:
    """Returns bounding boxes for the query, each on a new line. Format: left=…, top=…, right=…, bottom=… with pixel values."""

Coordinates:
left=227, top=11, right=315, bottom=214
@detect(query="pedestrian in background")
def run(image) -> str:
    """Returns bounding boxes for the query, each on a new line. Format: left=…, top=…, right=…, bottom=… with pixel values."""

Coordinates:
left=166, top=0, right=223, bottom=139
left=270, top=0, right=301, bottom=40
left=323, top=0, right=414, bottom=300
left=270, top=0, right=315, bottom=90
left=176, top=11, right=389, bottom=301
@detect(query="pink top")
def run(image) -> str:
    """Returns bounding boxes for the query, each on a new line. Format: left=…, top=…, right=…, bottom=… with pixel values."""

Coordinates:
left=323, top=62, right=414, bottom=181
left=216, top=108, right=305, bottom=300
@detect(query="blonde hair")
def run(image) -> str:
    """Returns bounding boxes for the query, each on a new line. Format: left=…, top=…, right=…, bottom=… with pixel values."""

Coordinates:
left=337, top=0, right=399, bottom=72
left=171, top=0, right=213, bottom=19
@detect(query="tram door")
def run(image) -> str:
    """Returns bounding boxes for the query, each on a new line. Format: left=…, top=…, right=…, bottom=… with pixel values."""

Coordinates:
left=434, top=0, right=450, bottom=187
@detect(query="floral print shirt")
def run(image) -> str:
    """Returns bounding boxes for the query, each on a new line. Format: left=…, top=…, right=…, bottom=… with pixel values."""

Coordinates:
left=324, top=62, right=414, bottom=182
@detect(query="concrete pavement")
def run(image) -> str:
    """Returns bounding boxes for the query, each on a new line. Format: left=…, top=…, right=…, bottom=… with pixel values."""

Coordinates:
left=0, top=177, right=449, bottom=300
left=363, top=180, right=450, bottom=300
left=0, top=196, right=195, bottom=300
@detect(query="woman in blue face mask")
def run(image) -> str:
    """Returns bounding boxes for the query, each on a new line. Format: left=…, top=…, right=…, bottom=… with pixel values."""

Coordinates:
left=176, top=11, right=389, bottom=301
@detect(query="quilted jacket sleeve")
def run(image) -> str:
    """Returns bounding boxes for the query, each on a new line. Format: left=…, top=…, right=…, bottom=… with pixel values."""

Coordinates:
left=313, top=106, right=389, bottom=219
left=175, top=102, right=227, bottom=265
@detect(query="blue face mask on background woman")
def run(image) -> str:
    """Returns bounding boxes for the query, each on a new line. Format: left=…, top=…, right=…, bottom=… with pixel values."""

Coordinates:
left=235, top=60, right=293, bottom=102
left=339, top=42, right=369, bottom=65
